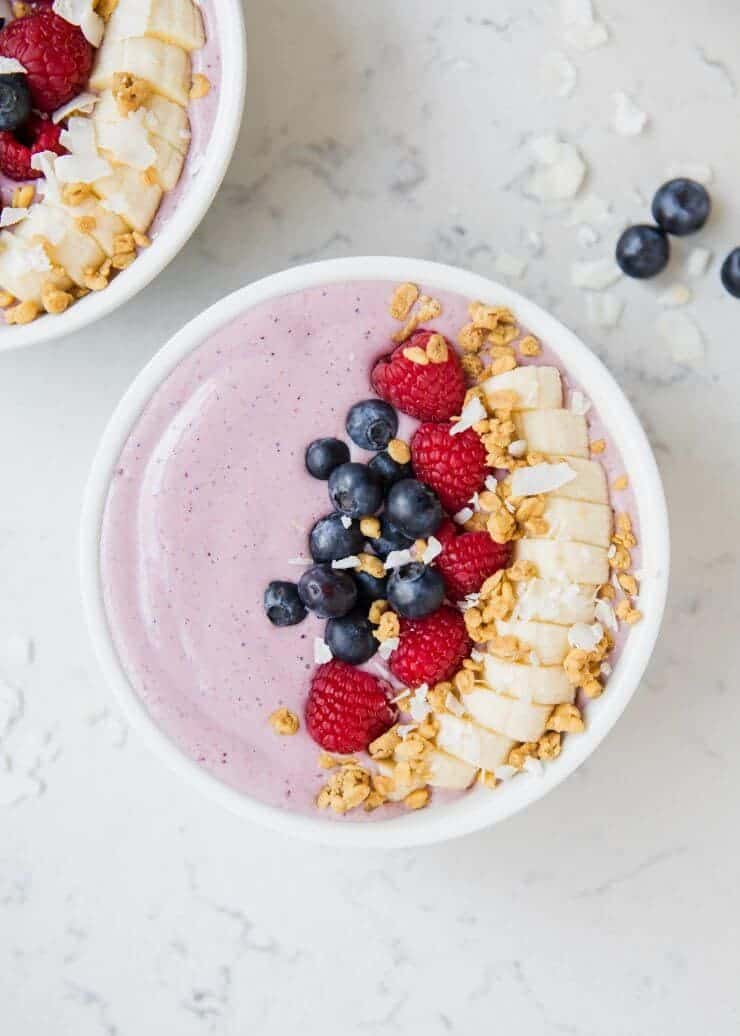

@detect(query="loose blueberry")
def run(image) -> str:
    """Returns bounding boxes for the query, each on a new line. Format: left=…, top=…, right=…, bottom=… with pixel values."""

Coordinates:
left=353, top=568, right=388, bottom=603
left=346, top=399, right=398, bottom=451
left=325, top=611, right=378, bottom=665
left=385, top=478, right=443, bottom=538
left=368, top=449, right=413, bottom=489
left=309, top=512, right=364, bottom=562
left=263, top=580, right=307, bottom=627
left=387, top=562, right=445, bottom=619
left=720, top=248, right=740, bottom=298
left=615, top=224, right=669, bottom=279
left=366, top=515, right=414, bottom=560
left=297, top=564, right=357, bottom=619
left=328, top=462, right=383, bottom=518
left=652, top=178, right=711, bottom=237
left=305, top=437, right=350, bottom=480
left=0, top=74, right=31, bottom=133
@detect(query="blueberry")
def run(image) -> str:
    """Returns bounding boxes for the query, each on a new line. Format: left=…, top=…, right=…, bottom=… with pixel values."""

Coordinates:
left=305, top=437, right=350, bottom=480
left=325, top=611, right=378, bottom=665
left=385, top=478, right=443, bottom=538
left=368, top=449, right=413, bottom=489
left=309, top=512, right=364, bottom=562
left=353, top=568, right=388, bottom=603
left=346, top=399, right=398, bottom=451
left=263, top=581, right=307, bottom=627
left=387, top=563, right=445, bottom=619
left=365, top=515, right=414, bottom=560
left=328, top=462, right=383, bottom=518
left=652, top=179, right=710, bottom=237
left=615, top=224, right=670, bottom=279
left=720, top=248, right=740, bottom=298
left=297, top=564, right=357, bottom=619
left=0, top=74, right=31, bottom=133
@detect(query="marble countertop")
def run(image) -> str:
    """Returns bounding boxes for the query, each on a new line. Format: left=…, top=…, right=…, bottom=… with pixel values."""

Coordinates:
left=3, top=0, right=739, bottom=1032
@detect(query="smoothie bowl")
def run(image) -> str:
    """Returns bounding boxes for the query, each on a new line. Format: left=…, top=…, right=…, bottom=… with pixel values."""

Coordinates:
left=0, top=0, right=246, bottom=351
left=81, top=257, right=669, bottom=848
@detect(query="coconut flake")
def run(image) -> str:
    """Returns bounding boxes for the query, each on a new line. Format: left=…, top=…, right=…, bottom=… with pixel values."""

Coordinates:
left=571, top=257, right=622, bottom=290
left=665, top=162, right=713, bottom=185
left=600, top=661, right=613, bottom=677
left=450, top=395, right=487, bottom=436
left=396, top=724, right=418, bottom=740
left=594, top=598, right=617, bottom=631
left=314, top=638, right=332, bottom=664
left=445, top=693, right=466, bottom=717
left=540, top=51, right=577, bottom=98
left=331, top=555, right=361, bottom=570
left=525, top=135, right=587, bottom=202
left=687, top=248, right=712, bottom=279
left=507, top=439, right=527, bottom=459
left=577, top=224, right=599, bottom=247
left=586, top=293, right=623, bottom=328
left=96, top=109, right=156, bottom=170
left=655, top=311, right=705, bottom=368
left=384, top=549, right=413, bottom=571
left=56, top=117, right=112, bottom=183
left=422, top=536, right=443, bottom=565
left=659, top=284, right=691, bottom=308
left=378, top=637, right=399, bottom=660
left=53, top=0, right=104, bottom=46
left=339, top=516, right=352, bottom=530
left=523, top=756, right=545, bottom=777
left=0, top=207, right=29, bottom=229
left=494, top=764, right=518, bottom=781
left=569, top=391, right=591, bottom=416
left=408, top=684, right=430, bottom=722
left=471, top=648, right=486, bottom=662
left=510, top=461, right=576, bottom=498
left=52, top=92, right=99, bottom=124
left=0, top=57, right=26, bottom=75
left=453, top=507, right=474, bottom=525
left=561, top=0, right=609, bottom=51
left=568, top=621, right=604, bottom=651
left=287, top=556, right=311, bottom=566
left=484, top=475, right=498, bottom=492
left=613, top=92, right=648, bottom=136
left=495, top=252, right=528, bottom=279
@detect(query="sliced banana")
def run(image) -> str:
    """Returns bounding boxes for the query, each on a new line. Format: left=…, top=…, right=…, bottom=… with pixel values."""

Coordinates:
left=494, top=618, right=571, bottom=665
left=377, top=749, right=477, bottom=798
left=91, top=37, right=192, bottom=107
left=435, top=713, right=514, bottom=771
left=95, top=89, right=191, bottom=154
left=59, top=198, right=131, bottom=258
left=515, top=409, right=589, bottom=459
left=0, top=233, right=72, bottom=304
left=93, top=165, right=163, bottom=233
left=536, top=497, right=613, bottom=548
left=547, top=456, right=608, bottom=505
left=482, top=365, right=563, bottom=411
left=513, top=578, right=598, bottom=625
left=482, top=655, right=574, bottom=705
left=464, top=688, right=552, bottom=743
left=14, top=205, right=105, bottom=288
left=105, top=0, right=205, bottom=53
left=515, top=539, right=609, bottom=585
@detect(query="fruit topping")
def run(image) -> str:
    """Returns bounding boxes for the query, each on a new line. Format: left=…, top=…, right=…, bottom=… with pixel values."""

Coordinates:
left=0, top=73, right=31, bottom=132
left=352, top=568, right=388, bottom=603
left=0, top=9, right=93, bottom=114
left=328, top=461, right=383, bottom=518
left=651, top=178, right=711, bottom=237
left=720, top=248, right=740, bottom=298
left=388, top=607, right=472, bottom=687
left=305, top=660, right=397, bottom=753
left=364, top=514, right=414, bottom=559
left=309, top=512, right=364, bottom=562
left=0, top=111, right=63, bottom=180
left=345, top=398, right=398, bottom=451
left=386, top=561, right=445, bottom=619
left=371, top=329, right=466, bottom=421
left=410, top=423, right=489, bottom=515
left=305, top=437, right=350, bottom=480
left=325, top=611, right=379, bottom=665
left=435, top=530, right=513, bottom=601
left=297, top=564, right=357, bottom=619
left=368, top=447, right=413, bottom=488
left=385, top=478, right=443, bottom=539
left=263, top=581, right=307, bottom=627
left=615, top=224, right=669, bottom=279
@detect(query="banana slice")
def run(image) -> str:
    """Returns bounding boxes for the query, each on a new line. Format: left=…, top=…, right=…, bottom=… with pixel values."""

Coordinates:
left=14, top=205, right=105, bottom=288
left=482, top=655, right=574, bottom=705
left=464, top=688, right=552, bottom=743
left=435, top=713, right=514, bottom=771
left=148, top=136, right=186, bottom=190
left=91, top=37, right=192, bottom=107
left=0, top=233, right=72, bottom=304
left=534, top=497, right=613, bottom=548
left=513, top=578, right=597, bottom=625
left=514, top=409, right=589, bottom=459
left=59, top=198, right=130, bottom=258
left=482, top=365, right=563, bottom=411
left=104, top=0, right=205, bottom=53
left=494, top=618, right=571, bottom=665
left=516, top=539, right=609, bottom=585
left=547, top=456, right=608, bottom=505
left=95, top=89, right=191, bottom=154
left=93, top=165, right=163, bottom=233
left=377, top=749, right=477, bottom=799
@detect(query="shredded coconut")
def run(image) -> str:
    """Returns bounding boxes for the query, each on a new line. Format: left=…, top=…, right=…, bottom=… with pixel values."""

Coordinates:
left=450, top=395, right=487, bottom=436
left=510, top=461, right=577, bottom=497
left=613, top=92, right=648, bottom=135
left=384, top=549, right=414, bottom=570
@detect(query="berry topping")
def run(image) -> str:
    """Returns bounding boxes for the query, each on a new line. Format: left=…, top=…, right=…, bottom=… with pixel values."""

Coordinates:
left=325, top=611, right=379, bottom=665
left=385, top=478, right=443, bottom=539
left=371, top=330, right=466, bottom=421
left=309, top=512, right=364, bottom=563
left=615, top=224, right=669, bottom=279
left=410, top=423, right=489, bottom=515
left=297, top=564, right=357, bottom=619
left=353, top=568, right=388, bottom=603
left=305, top=437, right=350, bottom=480
left=0, top=111, right=64, bottom=180
left=0, top=10, right=93, bottom=114
left=328, top=462, right=383, bottom=518
left=365, top=514, right=414, bottom=560
left=368, top=448, right=413, bottom=488
left=720, top=248, right=740, bottom=298
left=263, top=581, right=307, bottom=627
left=386, top=562, right=445, bottom=619
left=435, top=531, right=513, bottom=601
left=0, top=73, right=31, bottom=132
left=305, top=660, right=397, bottom=753
left=346, top=399, right=398, bottom=451
left=651, top=178, right=711, bottom=237
left=388, top=607, right=472, bottom=687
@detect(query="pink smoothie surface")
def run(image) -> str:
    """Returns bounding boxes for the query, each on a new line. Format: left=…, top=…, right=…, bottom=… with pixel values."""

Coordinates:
left=99, top=280, right=640, bottom=820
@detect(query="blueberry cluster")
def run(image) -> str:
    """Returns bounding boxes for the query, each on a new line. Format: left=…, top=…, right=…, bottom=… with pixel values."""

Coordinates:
left=616, top=178, right=711, bottom=280
left=263, top=400, right=445, bottom=664
left=0, top=72, right=31, bottom=133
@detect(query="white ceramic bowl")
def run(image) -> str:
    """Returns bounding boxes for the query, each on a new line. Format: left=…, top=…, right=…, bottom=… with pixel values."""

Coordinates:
left=80, top=257, right=670, bottom=849
left=0, top=0, right=247, bottom=352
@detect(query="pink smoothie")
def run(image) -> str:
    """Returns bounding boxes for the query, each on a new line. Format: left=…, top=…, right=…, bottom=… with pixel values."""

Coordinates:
left=99, top=281, right=640, bottom=819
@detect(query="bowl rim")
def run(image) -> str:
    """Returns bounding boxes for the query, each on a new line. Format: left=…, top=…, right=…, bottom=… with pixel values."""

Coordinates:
left=0, top=0, right=247, bottom=353
left=79, top=256, right=671, bottom=849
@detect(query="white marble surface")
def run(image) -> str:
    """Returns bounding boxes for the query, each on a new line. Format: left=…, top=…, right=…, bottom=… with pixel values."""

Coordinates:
left=2, top=0, right=740, bottom=1031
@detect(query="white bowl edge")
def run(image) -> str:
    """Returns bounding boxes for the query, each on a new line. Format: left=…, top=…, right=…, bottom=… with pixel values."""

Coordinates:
left=79, top=256, right=671, bottom=849
left=0, top=0, right=247, bottom=352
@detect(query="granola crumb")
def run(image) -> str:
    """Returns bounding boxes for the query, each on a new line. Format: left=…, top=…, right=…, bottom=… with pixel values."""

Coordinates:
left=133, top=231, right=151, bottom=248
left=95, top=0, right=119, bottom=18
left=387, top=438, right=411, bottom=464
left=76, top=215, right=97, bottom=234
left=458, top=322, right=487, bottom=353
left=316, top=763, right=372, bottom=813
left=426, top=332, right=449, bottom=364
left=112, top=72, right=150, bottom=114
left=12, top=184, right=34, bottom=208
left=269, top=707, right=299, bottom=736
left=461, top=353, right=485, bottom=380
left=537, top=731, right=561, bottom=760
left=5, top=300, right=39, bottom=325
left=318, top=752, right=339, bottom=769
left=41, top=286, right=73, bottom=315
left=404, top=787, right=430, bottom=810
left=389, top=282, right=419, bottom=321
left=617, top=572, right=639, bottom=596
left=508, top=742, right=538, bottom=769
left=190, top=73, right=211, bottom=100
left=402, top=345, right=429, bottom=365
left=547, top=703, right=584, bottom=734
left=374, top=610, right=400, bottom=642
left=590, top=439, right=606, bottom=454
left=613, top=474, right=629, bottom=491
left=62, top=182, right=92, bottom=206
left=519, top=334, right=541, bottom=357
left=368, top=599, right=389, bottom=625
left=0, top=291, right=15, bottom=308
left=360, top=516, right=381, bottom=539
left=357, top=553, right=385, bottom=579
left=615, top=599, right=642, bottom=625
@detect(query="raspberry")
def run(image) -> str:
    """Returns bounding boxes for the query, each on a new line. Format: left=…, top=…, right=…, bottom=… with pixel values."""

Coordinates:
left=389, top=607, right=472, bottom=687
left=0, top=113, right=64, bottom=181
left=371, top=330, right=466, bottom=422
left=0, top=10, right=93, bottom=114
left=411, top=422, right=489, bottom=514
left=305, top=660, right=397, bottom=753
left=436, top=531, right=513, bottom=601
